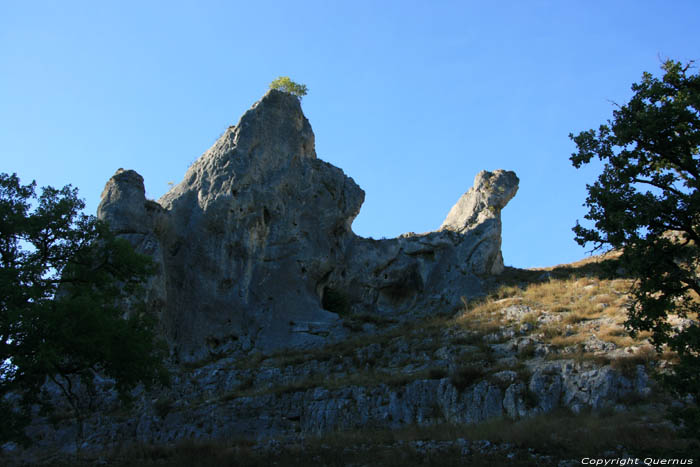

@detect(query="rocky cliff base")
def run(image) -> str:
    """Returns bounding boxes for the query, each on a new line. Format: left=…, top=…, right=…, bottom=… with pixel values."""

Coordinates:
left=7, top=257, right=696, bottom=465
left=4, top=92, right=696, bottom=464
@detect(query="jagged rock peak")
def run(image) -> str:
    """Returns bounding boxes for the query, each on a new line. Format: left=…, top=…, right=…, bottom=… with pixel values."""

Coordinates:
left=440, top=169, right=519, bottom=234
left=96, top=89, right=519, bottom=360
left=237, top=88, right=317, bottom=159
left=159, top=89, right=317, bottom=211
left=97, top=168, right=150, bottom=235
left=98, top=90, right=365, bottom=360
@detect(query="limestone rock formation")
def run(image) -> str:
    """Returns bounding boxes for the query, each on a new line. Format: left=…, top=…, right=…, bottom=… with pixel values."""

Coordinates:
left=6, top=92, right=677, bottom=467
left=440, top=170, right=519, bottom=275
left=441, top=170, right=519, bottom=234
left=97, top=89, right=519, bottom=362
left=15, top=319, right=654, bottom=461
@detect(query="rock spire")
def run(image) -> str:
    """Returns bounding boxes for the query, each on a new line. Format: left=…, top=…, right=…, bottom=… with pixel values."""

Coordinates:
left=98, top=90, right=519, bottom=361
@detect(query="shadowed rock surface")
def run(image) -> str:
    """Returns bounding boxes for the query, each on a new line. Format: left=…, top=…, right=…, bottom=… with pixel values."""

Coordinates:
left=97, top=90, right=519, bottom=362
left=6, top=92, right=677, bottom=466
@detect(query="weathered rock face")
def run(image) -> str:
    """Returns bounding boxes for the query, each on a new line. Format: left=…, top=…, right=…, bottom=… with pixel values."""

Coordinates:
left=97, top=90, right=519, bottom=361
left=98, top=169, right=170, bottom=318
left=16, top=331, right=653, bottom=462
left=327, top=169, right=519, bottom=315
left=440, top=170, right=519, bottom=275
left=441, top=170, right=519, bottom=234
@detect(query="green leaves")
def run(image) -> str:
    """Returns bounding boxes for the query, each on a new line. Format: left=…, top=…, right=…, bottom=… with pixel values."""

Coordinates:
left=0, top=173, right=168, bottom=444
left=570, top=60, right=700, bottom=437
left=269, top=76, right=308, bottom=100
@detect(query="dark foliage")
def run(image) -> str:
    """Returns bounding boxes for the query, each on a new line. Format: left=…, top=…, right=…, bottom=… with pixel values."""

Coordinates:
left=0, top=173, right=168, bottom=444
left=569, top=60, right=700, bottom=436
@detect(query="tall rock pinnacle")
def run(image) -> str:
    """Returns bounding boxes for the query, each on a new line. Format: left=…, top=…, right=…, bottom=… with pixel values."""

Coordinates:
left=98, top=90, right=518, bottom=361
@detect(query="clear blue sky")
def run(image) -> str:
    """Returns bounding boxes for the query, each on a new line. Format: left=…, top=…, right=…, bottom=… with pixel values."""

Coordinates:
left=2, top=1, right=699, bottom=268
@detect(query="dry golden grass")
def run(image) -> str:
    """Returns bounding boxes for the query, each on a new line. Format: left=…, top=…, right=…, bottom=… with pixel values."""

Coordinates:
left=561, top=310, right=589, bottom=325
left=548, top=333, right=587, bottom=349
left=519, top=311, right=540, bottom=326
left=454, top=298, right=508, bottom=335
left=597, top=322, right=636, bottom=348
left=531, top=249, right=623, bottom=272
left=458, top=407, right=693, bottom=459
left=457, top=255, right=665, bottom=361
left=487, top=274, right=631, bottom=319
left=660, top=347, right=681, bottom=365
left=101, top=406, right=696, bottom=467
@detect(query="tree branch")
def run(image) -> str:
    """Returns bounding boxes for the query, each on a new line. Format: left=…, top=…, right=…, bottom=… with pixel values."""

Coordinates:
left=631, top=177, right=685, bottom=197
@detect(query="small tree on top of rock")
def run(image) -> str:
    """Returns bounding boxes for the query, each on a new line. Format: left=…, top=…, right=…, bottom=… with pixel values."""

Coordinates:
left=269, top=76, right=308, bottom=100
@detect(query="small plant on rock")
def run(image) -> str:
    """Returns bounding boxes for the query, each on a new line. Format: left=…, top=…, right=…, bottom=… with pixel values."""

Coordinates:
left=269, top=76, right=308, bottom=100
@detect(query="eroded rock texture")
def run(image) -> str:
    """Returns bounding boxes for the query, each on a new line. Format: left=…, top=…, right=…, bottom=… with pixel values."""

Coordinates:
left=10, top=93, right=667, bottom=466
left=97, top=90, right=519, bottom=361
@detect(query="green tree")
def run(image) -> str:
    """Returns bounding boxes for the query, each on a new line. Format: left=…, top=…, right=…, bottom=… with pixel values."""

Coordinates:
left=269, top=76, right=308, bottom=99
left=0, top=173, right=168, bottom=445
left=570, top=60, right=700, bottom=435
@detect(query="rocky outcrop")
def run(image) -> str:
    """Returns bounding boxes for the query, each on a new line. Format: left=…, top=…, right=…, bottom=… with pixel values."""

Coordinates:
left=96, top=89, right=518, bottom=362
left=98, top=169, right=169, bottom=318
left=441, top=170, right=518, bottom=234
left=327, top=170, right=519, bottom=317
left=14, top=328, right=652, bottom=462
left=440, top=169, right=518, bottom=275
left=6, top=91, right=678, bottom=467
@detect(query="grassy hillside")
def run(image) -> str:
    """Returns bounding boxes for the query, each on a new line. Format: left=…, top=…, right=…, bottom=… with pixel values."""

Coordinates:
left=53, top=255, right=700, bottom=465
